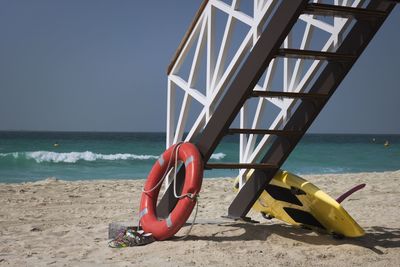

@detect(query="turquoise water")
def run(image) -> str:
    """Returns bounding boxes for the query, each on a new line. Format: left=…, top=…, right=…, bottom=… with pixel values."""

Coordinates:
left=0, top=131, right=399, bottom=183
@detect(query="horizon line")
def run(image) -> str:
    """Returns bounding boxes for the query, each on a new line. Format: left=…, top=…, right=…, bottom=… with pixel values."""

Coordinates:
left=0, top=130, right=399, bottom=135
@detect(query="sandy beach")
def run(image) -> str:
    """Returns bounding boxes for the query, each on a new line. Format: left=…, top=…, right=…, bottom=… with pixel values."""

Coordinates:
left=0, top=171, right=399, bottom=266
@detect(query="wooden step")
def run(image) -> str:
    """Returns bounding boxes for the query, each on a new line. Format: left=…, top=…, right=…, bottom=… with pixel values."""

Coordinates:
left=205, top=163, right=278, bottom=170
left=277, top=49, right=356, bottom=61
left=304, top=3, right=387, bottom=18
left=251, top=91, right=329, bottom=99
left=227, top=128, right=303, bottom=137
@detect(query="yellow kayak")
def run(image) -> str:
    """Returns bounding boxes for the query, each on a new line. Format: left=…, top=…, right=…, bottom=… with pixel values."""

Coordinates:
left=234, top=170, right=365, bottom=237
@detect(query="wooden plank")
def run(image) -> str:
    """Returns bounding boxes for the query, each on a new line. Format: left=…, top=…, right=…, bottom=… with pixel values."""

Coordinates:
left=277, top=49, right=356, bottom=61
left=251, top=91, right=328, bottom=99
left=304, top=3, right=387, bottom=18
left=205, top=163, right=278, bottom=170
left=228, top=129, right=303, bottom=136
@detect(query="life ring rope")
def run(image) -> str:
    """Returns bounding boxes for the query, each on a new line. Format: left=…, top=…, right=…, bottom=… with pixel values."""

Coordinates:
left=141, top=142, right=197, bottom=199
left=139, top=142, right=203, bottom=240
left=140, top=143, right=178, bottom=195
left=172, top=143, right=198, bottom=199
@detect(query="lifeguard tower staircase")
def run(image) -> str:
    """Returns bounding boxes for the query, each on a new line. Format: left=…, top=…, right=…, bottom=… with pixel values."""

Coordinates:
left=157, top=0, right=398, bottom=220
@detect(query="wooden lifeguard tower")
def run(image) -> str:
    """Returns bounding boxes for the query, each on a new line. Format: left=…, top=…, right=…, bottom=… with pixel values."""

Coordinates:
left=157, top=0, right=398, bottom=221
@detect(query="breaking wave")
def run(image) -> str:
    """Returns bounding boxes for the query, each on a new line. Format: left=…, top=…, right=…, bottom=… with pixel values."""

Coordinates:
left=0, top=151, right=226, bottom=163
left=210, top=152, right=225, bottom=160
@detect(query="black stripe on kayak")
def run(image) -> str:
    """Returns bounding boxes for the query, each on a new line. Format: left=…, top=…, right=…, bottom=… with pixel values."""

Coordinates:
left=283, top=207, right=326, bottom=230
left=265, top=185, right=303, bottom=206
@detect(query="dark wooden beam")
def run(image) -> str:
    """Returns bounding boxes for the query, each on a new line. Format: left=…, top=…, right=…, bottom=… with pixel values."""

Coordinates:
left=196, top=1, right=309, bottom=161
left=227, top=1, right=396, bottom=219
left=157, top=0, right=309, bottom=219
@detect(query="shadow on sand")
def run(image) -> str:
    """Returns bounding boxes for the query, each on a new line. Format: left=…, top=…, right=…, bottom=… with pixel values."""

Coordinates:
left=179, top=222, right=400, bottom=254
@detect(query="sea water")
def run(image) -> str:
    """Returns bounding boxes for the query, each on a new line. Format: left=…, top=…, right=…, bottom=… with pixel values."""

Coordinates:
left=0, top=131, right=398, bottom=183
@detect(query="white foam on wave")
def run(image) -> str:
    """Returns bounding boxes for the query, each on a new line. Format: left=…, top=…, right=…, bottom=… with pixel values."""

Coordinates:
left=0, top=152, right=19, bottom=158
left=0, top=151, right=226, bottom=163
left=1, top=151, right=159, bottom=163
left=210, top=152, right=226, bottom=160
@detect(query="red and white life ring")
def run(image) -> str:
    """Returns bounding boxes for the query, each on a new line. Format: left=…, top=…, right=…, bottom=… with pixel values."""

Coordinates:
left=139, top=142, right=203, bottom=240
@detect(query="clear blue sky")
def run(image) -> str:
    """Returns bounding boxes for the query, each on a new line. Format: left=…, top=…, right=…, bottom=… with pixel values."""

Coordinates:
left=0, top=0, right=399, bottom=134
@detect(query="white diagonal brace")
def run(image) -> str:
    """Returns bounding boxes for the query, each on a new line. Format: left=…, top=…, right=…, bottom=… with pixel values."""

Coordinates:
left=169, top=75, right=207, bottom=106
left=211, top=0, right=254, bottom=27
